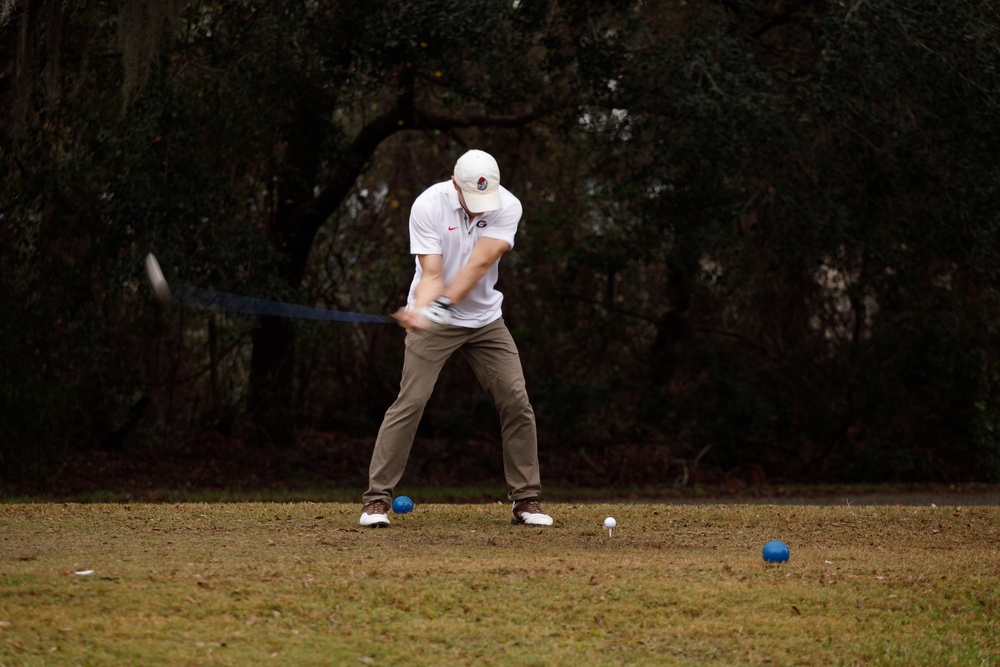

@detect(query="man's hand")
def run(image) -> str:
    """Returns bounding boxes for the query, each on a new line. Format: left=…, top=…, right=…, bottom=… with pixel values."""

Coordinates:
left=392, top=296, right=453, bottom=331
left=392, top=307, right=421, bottom=330
left=418, top=296, right=453, bottom=327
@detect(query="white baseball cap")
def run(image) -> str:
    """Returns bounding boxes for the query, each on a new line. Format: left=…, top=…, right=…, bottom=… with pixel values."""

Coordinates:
left=453, top=150, right=501, bottom=213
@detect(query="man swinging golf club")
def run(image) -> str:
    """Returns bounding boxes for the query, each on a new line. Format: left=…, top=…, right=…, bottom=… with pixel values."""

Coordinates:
left=360, top=149, right=553, bottom=528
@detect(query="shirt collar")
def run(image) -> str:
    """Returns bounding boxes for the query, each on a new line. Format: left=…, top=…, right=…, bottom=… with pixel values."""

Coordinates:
left=447, top=186, right=464, bottom=212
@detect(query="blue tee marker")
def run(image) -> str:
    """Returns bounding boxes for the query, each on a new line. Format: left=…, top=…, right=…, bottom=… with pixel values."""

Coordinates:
left=762, top=540, right=790, bottom=563
left=392, top=496, right=414, bottom=514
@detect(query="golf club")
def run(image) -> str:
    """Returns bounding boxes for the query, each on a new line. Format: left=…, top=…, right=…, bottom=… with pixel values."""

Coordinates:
left=144, top=253, right=396, bottom=324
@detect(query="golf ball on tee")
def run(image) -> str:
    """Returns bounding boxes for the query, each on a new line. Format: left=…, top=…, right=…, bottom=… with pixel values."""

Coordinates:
left=392, top=496, right=414, bottom=514
left=762, top=540, right=790, bottom=563
left=604, top=517, right=617, bottom=529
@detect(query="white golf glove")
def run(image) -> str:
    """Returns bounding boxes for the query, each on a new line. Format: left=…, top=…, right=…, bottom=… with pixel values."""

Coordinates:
left=417, top=296, right=453, bottom=329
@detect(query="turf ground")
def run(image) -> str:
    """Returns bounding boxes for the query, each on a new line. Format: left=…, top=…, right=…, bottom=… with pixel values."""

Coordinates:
left=1, top=501, right=998, bottom=666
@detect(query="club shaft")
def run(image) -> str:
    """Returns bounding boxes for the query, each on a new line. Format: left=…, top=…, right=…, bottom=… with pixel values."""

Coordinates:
left=172, top=284, right=395, bottom=324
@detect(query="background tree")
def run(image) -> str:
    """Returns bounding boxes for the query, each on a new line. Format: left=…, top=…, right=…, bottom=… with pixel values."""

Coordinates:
left=559, top=0, right=1000, bottom=482
left=2, top=0, right=998, bottom=487
left=0, top=0, right=611, bottom=469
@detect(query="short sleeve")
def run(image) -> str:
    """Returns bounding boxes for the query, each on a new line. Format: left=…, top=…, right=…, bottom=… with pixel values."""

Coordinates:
left=409, top=192, right=442, bottom=255
left=483, top=192, right=522, bottom=250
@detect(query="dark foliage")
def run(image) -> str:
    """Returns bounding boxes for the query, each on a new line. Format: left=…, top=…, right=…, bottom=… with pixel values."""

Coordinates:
left=2, top=1, right=998, bottom=488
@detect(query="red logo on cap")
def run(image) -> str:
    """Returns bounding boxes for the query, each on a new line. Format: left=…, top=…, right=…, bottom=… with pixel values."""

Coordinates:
left=477, top=177, right=488, bottom=191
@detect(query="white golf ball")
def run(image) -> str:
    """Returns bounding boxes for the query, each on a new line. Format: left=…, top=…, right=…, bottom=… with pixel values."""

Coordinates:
left=603, top=516, right=617, bottom=529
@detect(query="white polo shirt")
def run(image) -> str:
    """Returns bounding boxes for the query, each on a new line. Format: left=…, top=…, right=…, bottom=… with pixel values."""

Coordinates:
left=406, top=180, right=522, bottom=328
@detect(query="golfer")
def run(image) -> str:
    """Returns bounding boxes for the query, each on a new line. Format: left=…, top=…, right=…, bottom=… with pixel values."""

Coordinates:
left=360, top=150, right=553, bottom=528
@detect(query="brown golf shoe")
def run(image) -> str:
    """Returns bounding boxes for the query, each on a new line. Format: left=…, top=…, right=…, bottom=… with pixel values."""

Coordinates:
left=359, top=500, right=390, bottom=527
left=511, top=498, right=554, bottom=526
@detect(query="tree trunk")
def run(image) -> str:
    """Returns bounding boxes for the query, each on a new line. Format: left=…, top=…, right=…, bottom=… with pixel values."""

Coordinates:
left=246, top=204, right=325, bottom=446
left=645, top=261, right=692, bottom=429
left=248, top=316, right=297, bottom=445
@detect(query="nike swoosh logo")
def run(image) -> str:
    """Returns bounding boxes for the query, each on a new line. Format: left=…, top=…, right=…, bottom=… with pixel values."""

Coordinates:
left=448, top=226, right=458, bottom=231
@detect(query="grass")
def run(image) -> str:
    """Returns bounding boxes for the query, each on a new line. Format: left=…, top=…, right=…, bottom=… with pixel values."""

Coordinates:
left=1, top=501, right=998, bottom=666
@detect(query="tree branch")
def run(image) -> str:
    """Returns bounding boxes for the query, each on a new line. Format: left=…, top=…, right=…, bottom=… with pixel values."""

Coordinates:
left=414, top=108, right=549, bottom=131
left=312, top=93, right=547, bottom=222
left=844, top=0, right=869, bottom=23
left=282, top=90, right=548, bottom=284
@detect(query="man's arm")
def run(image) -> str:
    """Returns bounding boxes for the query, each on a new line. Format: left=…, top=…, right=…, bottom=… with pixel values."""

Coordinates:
left=441, top=237, right=510, bottom=306
left=395, top=237, right=510, bottom=330
left=413, top=254, right=446, bottom=310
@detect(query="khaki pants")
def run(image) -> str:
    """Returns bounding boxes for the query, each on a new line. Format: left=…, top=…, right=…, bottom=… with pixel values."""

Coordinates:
left=364, top=318, right=541, bottom=504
